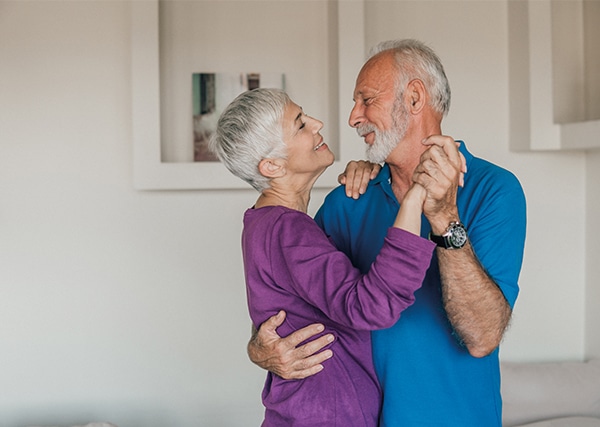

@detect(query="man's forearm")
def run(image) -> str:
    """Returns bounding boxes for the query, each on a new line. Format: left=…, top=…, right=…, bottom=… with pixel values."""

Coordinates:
left=437, top=241, right=512, bottom=358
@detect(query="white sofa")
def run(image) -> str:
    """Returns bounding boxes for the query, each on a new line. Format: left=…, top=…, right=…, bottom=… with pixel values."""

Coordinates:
left=27, top=423, right=117, bottom=427
left=23, top=361, right=600, bottom=427
left=501, top=359, right=600, bottom=427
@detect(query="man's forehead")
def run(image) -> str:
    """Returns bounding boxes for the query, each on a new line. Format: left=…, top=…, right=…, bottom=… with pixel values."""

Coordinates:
left=354, top=63, right=395, bottom=96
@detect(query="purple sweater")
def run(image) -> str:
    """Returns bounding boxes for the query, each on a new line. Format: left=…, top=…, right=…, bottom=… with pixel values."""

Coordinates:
left=243, top=206, right=435, bottom=426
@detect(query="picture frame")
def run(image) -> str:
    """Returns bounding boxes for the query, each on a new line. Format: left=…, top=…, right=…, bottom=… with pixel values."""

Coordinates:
left=131, top=0, right=367, bottom=190
left=191, top=72, right=286, bottom=163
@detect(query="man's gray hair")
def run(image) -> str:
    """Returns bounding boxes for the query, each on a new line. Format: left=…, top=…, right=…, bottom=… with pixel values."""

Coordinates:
left=209, top=88, right=290, bottom=192
left=369, top=39, right=451, bottom=117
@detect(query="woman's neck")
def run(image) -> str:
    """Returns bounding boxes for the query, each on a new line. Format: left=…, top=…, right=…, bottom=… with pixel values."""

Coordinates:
left=255, top=187, right=311, bottom=213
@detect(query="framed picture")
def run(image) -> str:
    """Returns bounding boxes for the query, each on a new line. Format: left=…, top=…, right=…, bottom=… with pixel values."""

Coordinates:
left=192, top=72, right=285, bottom=162
left=131, top=0, right=367, bottom=190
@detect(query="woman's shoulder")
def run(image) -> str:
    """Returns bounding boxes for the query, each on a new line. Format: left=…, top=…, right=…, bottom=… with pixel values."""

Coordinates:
left=245, top=205, right=313, bottom=225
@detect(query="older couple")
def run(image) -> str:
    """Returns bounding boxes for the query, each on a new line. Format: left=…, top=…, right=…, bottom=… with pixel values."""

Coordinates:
left=211, top=39, right=526, bottom=427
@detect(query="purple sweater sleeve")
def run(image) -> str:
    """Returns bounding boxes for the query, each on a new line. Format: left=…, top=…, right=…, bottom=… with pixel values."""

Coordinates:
left=268, top=209, right=435, bottom=331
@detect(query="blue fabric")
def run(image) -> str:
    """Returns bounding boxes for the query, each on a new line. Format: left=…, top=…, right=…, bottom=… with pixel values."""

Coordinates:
left=314, top=142, right=527, bottom=426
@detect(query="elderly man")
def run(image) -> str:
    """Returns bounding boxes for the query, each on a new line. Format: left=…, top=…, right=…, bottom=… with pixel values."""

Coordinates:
left=248, top=39, right=526, bottom=426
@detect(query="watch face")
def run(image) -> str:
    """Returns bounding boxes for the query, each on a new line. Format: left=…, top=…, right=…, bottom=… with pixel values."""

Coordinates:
left=449, top=224, right=467, bottom=248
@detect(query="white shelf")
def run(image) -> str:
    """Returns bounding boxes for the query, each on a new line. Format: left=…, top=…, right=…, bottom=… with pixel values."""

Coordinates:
left=508, top=0, right=600, bottom=152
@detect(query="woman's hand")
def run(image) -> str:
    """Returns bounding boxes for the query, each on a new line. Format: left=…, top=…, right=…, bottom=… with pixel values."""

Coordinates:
left=337, top=160, right=382, bottom=199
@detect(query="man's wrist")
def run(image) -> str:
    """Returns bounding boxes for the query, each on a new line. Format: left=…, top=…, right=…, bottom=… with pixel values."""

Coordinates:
left=429, top=221, right=468, bottom=249
left=429, top=216, right=458, bottom=235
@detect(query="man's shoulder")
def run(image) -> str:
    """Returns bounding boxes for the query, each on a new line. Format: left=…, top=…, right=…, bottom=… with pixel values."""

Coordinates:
left=315, top=172, right=390, bottom=229
left=467, top=155, right=523, bottom=192
left=322, top=179, right=388, bottom=213
left=316, top=186, right=357, bottom=225
left=323, top=164, right=390, bottom=204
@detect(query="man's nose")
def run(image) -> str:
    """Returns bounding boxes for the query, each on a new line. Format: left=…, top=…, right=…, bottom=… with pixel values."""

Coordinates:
left=348, top=103, right=363, bottom=128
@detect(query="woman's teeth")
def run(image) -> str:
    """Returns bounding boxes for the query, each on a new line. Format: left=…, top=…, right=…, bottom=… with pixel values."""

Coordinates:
left=314, top=141, right=325, bottom=151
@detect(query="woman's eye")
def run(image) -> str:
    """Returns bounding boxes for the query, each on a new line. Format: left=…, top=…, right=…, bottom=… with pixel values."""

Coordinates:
left=299, top=122, right=306, bottom=130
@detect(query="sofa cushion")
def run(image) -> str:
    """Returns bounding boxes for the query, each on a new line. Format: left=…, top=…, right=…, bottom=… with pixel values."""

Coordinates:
left=515, top=416, right=600, bottom=427
left=501, top=359, right=600, bottom=427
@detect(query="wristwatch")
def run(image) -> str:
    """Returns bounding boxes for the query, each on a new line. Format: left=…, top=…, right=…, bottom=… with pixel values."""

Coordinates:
left=429, top=221, right=468, bottom=249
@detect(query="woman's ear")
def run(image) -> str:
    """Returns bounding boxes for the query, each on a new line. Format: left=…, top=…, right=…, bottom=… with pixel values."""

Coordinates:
left=406, top=79, right=427, bottom=114
left=258, top=158, right=286, bottom=179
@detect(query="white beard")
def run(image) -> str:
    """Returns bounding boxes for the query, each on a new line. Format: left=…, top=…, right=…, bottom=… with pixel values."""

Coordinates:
left=358, top=103, right=409, bottom=164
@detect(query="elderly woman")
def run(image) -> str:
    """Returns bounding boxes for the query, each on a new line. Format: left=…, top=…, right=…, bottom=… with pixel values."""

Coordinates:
left=210, top=88, right=435, bottom=427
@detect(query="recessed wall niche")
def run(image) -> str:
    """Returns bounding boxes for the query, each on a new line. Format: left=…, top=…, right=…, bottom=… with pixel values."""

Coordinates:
left=158, top=0, right=339, bottom=164
left=508, top=0, right=600, bottom=151
left=132, top=0, right=364, bottom=190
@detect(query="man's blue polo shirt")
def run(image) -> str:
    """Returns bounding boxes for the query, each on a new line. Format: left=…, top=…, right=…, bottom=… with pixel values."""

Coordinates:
left=314, top=142, right=526, bottom=426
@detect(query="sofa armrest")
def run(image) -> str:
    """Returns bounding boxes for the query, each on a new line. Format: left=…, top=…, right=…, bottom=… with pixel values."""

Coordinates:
left=501, top=359, right=600, bottom=427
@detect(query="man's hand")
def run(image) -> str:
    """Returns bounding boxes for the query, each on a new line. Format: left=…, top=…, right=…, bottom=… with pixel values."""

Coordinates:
left=414, top=136, right=511, bottom=357
left=338, top=160, right=382, bottom=199
left=413, top=136, right=465, bottom=233
left=247, top=310, right=334, bottom=380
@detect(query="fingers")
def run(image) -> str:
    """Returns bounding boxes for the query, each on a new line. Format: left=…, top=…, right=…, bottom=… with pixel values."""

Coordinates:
left=421, top=135, right=461, bottom=167
left=456, top=143, right=467, bottom=173
left=249, top=316, right=335, bottom=380
left=338, top=160, right=380, bottom=199
left=418, top=137, right=464, bottom=187
left=413, top=136, right=463, bottom=230
left=266, top=330, right=335, bottom=380
left=458, top=152, right=466, bottom=187
left=413, top=151, right=453, bottom=192
left=421, top=136, right=467, bottom=186
left=285, top=322, right=326, bottom=347
left=260, top=310, right=286, bottom=333
left=454, top=141, right=467, bottom=187
left=369, top=163, right=382, bottom=179
left=281, top=334, right=335, bottom=380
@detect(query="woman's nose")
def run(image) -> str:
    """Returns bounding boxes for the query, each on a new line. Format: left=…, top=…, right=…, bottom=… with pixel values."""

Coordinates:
left=311, top=117, right=324, bottom=132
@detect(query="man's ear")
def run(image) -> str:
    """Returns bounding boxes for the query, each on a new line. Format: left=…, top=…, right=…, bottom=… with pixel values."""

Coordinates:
left=406, top=79, right=427, bottom=114
left=258, top=158, right=286, bottom=179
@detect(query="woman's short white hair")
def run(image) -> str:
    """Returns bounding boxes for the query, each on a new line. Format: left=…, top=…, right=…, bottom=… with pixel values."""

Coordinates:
left=209, top=88, right=290, bottom=192
left=369, top=39, right=451, bottom=117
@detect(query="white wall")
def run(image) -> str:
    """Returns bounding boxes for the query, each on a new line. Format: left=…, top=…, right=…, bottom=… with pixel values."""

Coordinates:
left=586, top=150, right=600, bottom=359
left=0, top=1, right=597, bottom=426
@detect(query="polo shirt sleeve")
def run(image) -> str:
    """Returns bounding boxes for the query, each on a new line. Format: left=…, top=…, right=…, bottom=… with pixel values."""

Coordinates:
left=461, top=164, right=527, bottom=308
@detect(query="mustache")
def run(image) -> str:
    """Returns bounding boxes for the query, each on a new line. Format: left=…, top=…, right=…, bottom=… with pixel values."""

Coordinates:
left=356, top=123, right=378, bottom=137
